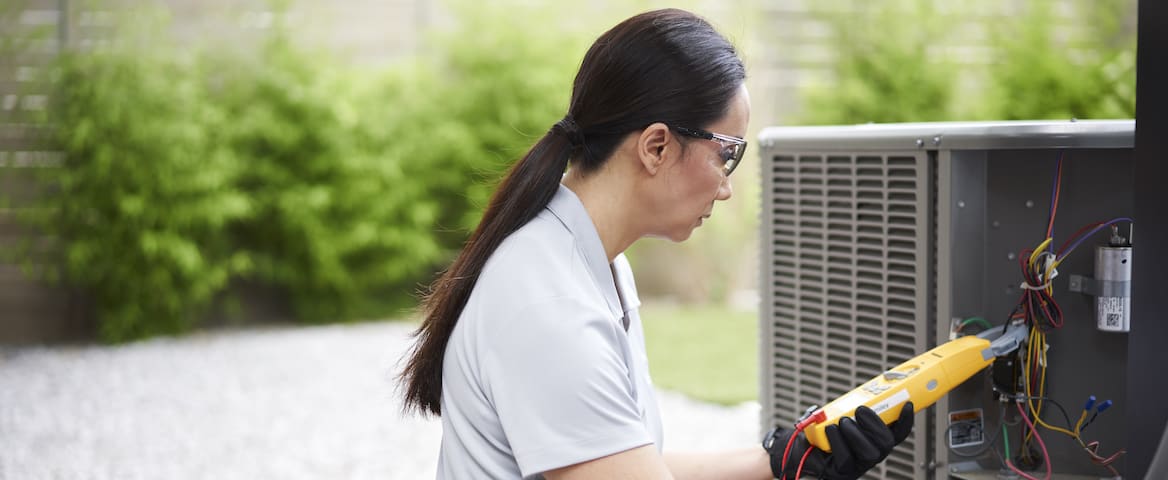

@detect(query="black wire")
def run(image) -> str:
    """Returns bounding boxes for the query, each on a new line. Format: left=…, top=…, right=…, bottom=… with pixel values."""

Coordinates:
left=1080, top=411, right=1101, bottom=434
left=997, top=394, right=1076, bottom=468
left=1018, top=395, right=1077, bottom=433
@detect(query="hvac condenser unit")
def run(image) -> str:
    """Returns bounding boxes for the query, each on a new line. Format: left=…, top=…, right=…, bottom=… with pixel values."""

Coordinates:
left=758, top=120, right=1134, bottom=480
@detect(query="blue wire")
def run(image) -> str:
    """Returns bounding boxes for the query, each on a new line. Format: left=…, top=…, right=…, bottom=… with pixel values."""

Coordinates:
left=1058, top=217, right=1134, bottom=261
left=1045, top=152, right=1063, bottom=246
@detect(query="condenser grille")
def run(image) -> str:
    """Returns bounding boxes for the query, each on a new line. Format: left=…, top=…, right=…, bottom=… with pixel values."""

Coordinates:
left=762, top=152, right=930, bottom=480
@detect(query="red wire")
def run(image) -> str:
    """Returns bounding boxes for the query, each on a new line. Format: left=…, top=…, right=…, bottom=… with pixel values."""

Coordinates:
left=779, top=429, right=800, bottom=480
left=1016, top=401, right=1053, bottom=480
left=781, top=412, right=825, bottom=479
left=1046, top=155, right=1062, bottom=240
left=794, top=446, right=815, bottom=479
left=1056, top=221, right=1104, bottom=258
left=1049, top=300, right=1064, bottom=328
left=1047, top=302, right=1061, bottom=328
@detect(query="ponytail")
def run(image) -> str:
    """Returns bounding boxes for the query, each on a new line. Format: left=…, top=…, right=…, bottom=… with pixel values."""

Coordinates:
left=399, top=119, right=578, bottom=416
left=399, top=8, right=745, bottom=416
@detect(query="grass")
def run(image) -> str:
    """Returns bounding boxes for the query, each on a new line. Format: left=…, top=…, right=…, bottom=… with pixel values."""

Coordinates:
left=639, top=302, right=758, bottom=406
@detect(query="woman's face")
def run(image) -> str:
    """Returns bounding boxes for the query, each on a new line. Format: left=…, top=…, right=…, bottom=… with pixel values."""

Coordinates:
left=653, top=85, right=750, bottom=242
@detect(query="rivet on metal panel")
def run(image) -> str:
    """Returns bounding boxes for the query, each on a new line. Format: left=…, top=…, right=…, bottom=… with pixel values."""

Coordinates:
left=957, top=201, right=966, bottom=208
left=1007, top=252, right=1017, bottom=260
left=932, top=136, right=942, bottom=146
left=1025, top=200, right=1035, bottom=208
left=992, top=220, right=1001, bottom=228
left=915, top=138, right=924, bottom=148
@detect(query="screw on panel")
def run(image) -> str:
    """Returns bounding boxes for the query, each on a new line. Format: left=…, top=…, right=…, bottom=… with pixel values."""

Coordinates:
left=1025, top=200, right=1035, bottom=208
left=1007, top=252, right=1016, bottom=260
left=932, top=136, right=942, bottom=146
left=915, top=138, right=925, bottom=148
left=957, top=201, right=966, bottom=208
left=992, top=220, right=1001, bottom=228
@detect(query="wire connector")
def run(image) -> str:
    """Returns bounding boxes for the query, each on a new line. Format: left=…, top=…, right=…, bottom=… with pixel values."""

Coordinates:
left=1096, top=399, right=1113, bottom=413
left=795, top=409, right=827, bottom=430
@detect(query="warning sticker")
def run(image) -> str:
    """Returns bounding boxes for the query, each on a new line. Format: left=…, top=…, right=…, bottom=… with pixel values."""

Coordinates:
left=948, top=408, right=985, bottom=448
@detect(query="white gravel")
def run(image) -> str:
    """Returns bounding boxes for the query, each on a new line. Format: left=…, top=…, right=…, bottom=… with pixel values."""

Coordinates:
left=0, top=321, right=761, bottom=479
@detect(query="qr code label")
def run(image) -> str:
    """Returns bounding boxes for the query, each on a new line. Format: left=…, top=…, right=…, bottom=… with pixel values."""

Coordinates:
left=1099, top=297, right=1127, bottom=330
left=1106, top=313, right=1121, bottom=327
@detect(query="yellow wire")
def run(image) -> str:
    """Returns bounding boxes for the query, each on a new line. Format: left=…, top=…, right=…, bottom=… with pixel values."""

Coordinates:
left=1022, top=327, right=1037, bottom=449
left=1028, top=238, right=1053, bottom=268
left=1022, top=329, right=1080, bottom=440
left=1043, top=253, right=1060, bottom=295
left=1051, top=255, right=1067, bottom=270
left=1015, top=239, right=1077, bottom=455
left=1074, top=410, right=1089, bottom=434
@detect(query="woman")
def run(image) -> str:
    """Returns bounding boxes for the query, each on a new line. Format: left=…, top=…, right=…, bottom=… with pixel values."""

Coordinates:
left=400, top=8, right=913, bottom=479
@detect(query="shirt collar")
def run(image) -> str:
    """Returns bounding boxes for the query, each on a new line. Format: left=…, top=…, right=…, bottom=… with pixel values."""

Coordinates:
left=545, top=184, right=624, bottom=321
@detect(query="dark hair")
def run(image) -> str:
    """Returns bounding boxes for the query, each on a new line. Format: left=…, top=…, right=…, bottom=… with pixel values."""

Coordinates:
left=399, top=8, right=746, bottom=416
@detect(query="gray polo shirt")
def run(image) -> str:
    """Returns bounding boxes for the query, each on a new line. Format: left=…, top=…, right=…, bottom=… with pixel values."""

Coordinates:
left=437, top=184, right=664, bottom=479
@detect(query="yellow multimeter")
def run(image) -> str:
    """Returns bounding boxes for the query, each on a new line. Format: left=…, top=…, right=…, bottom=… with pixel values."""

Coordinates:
left=802, top=324, right=1026, bottom=452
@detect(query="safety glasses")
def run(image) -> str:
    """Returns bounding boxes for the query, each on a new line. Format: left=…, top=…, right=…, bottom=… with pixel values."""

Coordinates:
left=669, top=125, right=747, bottom=176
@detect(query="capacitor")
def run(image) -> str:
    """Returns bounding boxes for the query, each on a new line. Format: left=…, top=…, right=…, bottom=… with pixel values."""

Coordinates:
left=1094, top=226, right=1132, bottom=332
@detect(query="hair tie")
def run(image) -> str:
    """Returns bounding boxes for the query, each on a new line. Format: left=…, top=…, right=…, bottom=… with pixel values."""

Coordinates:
left=552, top=116, right=585, bottom=148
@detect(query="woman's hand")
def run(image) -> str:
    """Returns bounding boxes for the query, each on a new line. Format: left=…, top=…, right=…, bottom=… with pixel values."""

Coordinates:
left=762, top=402, right=914, bottom=480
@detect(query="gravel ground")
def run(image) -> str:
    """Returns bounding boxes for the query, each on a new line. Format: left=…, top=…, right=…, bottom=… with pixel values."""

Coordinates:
left=0, top=321, right=761, bottom=479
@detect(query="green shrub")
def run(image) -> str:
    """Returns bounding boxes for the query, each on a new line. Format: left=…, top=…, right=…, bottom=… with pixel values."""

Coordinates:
left=799, top=0, right=1135, bottom=125
left=799, top=0, right=956, bottom=125
left=209, top=33, right=444, bottom=322
left=8, top=1, right=588, bottom=340
left=24, top=39, right=251, bottom=341
left=982, top=0, right=1135, bottom=120
left=386, top=1, right=583, bottom=247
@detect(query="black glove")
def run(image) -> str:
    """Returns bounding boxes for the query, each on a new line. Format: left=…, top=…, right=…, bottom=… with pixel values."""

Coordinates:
left=762, top=402, right=914, bottom=480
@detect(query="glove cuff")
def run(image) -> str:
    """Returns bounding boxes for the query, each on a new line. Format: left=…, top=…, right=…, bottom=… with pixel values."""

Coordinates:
left=762, top=427, right=810, bottom=479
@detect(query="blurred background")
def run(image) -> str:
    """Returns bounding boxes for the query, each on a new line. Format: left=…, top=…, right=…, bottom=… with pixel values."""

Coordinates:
left=0, top=0, right=1137, bottom=478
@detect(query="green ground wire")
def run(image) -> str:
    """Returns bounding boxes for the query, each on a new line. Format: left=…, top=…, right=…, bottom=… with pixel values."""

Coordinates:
left=1003, top=424, right=1011, bottom=461
left=962, top=317, right=993, bottom=330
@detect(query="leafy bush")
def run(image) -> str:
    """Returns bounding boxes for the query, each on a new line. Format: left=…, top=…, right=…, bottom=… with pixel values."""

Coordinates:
left=799, top=0, right=1135, bottom=125
left=209, top=33, right=445, bottom=322
left=799, top=0, right=956, bottom=125
left=25, top=40, right=251, bottom=341
left=982, top=0, right=1135, bottom=120
left=383, top=1, right=582, bottom=246
left=9, top=1, right=586, bottom=341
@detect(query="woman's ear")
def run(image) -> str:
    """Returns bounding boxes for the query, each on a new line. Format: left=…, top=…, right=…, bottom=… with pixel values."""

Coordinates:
left=636, top=122, right=671, bottom=176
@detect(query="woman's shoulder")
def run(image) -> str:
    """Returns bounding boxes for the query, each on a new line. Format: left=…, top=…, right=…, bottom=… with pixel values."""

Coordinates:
left=483, top=212, right=581, bottom=282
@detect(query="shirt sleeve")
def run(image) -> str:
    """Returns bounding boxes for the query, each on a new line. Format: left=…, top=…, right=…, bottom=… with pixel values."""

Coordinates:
left=481, top=295, right=652, bottom=477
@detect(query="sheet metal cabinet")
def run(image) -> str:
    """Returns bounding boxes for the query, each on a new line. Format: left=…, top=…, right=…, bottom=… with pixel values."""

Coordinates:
left=757, top=120, right=1135, bottom=479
